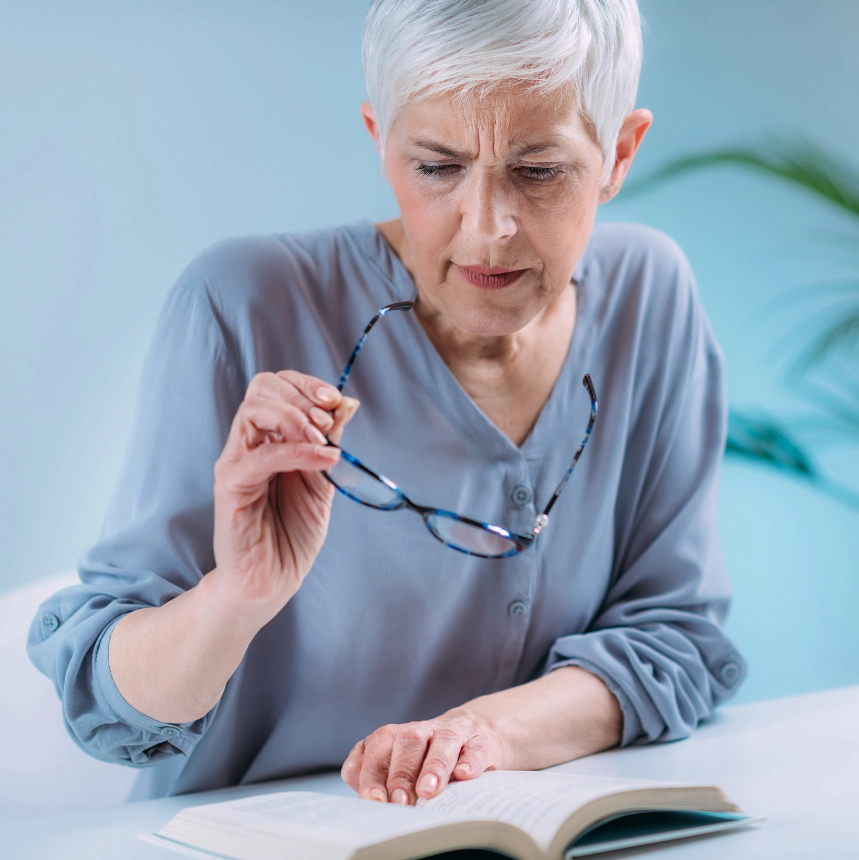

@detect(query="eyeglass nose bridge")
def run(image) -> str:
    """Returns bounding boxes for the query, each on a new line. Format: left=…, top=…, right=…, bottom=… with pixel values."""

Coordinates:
left=326, top=450, right=536, bottom=558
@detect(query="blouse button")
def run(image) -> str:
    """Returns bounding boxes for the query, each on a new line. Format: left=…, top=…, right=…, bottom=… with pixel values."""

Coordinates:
left=507, top=600, right=529, bottom=619
left=159, top=726, right=180, bottom=738
left=511, top=485, right=532, bottom=506
left=720, top=661, right=741, bottom=685
left=41, top=613, right=60, bottom=633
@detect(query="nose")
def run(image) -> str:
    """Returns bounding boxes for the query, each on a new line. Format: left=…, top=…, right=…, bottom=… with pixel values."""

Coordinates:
left=459, top=168, right=518, bottom=244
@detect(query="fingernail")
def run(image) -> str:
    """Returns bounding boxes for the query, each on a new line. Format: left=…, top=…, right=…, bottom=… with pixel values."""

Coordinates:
left=455, top=763, right=471, bottom=776
left=310, top=406, right=334, bottom=428
left=368, top=788, right=386, bottom=802
left=391, top=788, right=409, bottom=805
left=315, top=386, right=337, bottom=403
left=305, top=424, right=327, bottom=445
left=418, top=774, right=438, bottom=795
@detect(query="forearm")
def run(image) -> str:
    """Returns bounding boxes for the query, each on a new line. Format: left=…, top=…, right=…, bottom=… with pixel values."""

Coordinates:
left=108, top=568, right=283, bottom=724
left=453, top=666, right=622, bottom=770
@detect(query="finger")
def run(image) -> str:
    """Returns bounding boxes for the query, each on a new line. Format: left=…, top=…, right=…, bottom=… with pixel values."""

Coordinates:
left=328, top=397, right=360, bottom=445
left=218, top=441, right=340, bottom=488
left=452, top=734, right=496, bottom=782
left=276, top=370, right=342, bottom=411
left=386, top=723, right=431, bottom=805
left=248, top=372, right=339, bottom=432
left=414, top=728, right=466, bottom=800
left=357, top=726, right=396, bottom=802
left=240, top=399, right=327, bottom=447
left=341, top=740, right=365, bottom=793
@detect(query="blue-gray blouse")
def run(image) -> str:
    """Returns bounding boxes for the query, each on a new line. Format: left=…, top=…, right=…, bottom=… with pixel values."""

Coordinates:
left=27, top=220, right=747, bottom=801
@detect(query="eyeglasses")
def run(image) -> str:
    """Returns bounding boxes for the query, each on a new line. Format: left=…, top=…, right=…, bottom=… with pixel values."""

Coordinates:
left=323, top=301, right=597, bottom=559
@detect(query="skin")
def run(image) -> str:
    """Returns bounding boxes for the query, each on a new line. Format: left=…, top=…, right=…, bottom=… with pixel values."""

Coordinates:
left=340, top=86, right=652, bottom=803
left=109, top=81, right=651, bottom=806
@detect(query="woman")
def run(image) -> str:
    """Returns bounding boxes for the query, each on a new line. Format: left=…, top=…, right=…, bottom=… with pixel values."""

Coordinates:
left=29, top=0, right=746, bottom=806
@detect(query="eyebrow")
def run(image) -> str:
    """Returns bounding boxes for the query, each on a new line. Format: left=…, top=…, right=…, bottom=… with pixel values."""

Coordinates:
left=410, top=139, right=565, bottom=159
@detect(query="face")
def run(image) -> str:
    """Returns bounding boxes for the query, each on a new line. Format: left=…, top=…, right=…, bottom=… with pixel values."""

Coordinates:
left=363, top=84, right=647, bottom=337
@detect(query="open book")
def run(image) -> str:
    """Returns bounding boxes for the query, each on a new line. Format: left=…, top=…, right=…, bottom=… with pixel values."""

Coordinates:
left=147, top=771, right=754, bottom=859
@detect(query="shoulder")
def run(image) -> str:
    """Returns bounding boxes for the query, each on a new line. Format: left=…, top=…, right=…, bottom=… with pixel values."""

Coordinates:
left=582, top=223, right=724, bottom=425
left=174, top=224, right=368, bottom=315
left=584, top=221, right=695, bottom=302
left=583, top=222, right=709, bottom=355
left=156, top=222, right=389, bottom=382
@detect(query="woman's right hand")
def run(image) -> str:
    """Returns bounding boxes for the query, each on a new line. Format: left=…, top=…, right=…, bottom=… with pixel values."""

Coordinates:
left=109, top=371, right=358, bottom=725
left=210, top=370, right=359, bottom=624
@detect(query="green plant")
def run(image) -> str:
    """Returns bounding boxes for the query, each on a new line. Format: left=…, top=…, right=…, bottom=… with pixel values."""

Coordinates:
left=626, top=139, right=859, bottom=511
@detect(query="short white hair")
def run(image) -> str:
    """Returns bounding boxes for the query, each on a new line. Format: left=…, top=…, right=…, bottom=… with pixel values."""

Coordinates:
left=362, top=0, right=643, bottom=182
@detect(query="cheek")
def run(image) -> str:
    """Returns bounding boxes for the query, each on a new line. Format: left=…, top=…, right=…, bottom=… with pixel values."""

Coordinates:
left=390, top=172, right=457, bottom=259
left=522, top=184, right=600, bottom=283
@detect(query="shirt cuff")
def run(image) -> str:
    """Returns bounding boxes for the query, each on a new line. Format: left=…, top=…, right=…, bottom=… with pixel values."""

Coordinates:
left=93, top=614, right=196, bottom=756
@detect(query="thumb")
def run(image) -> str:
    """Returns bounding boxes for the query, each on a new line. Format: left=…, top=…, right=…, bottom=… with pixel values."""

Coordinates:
left=328, top=396, right=360, bottom=445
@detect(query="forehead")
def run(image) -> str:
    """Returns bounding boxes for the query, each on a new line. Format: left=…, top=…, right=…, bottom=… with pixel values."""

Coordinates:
left=391, top=82, right=597, bottom=152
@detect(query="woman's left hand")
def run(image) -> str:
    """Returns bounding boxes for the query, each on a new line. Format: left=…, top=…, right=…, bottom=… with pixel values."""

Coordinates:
left=341, top=708, right=507, bottom=805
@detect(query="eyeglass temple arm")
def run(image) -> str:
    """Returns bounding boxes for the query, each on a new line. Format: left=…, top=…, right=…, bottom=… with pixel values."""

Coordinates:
left=532, top=374, right=598, bottom=535
left=336, top=300, right=415, bottom=392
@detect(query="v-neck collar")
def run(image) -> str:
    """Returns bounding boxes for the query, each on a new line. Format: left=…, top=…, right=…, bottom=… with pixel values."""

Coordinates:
left=343, top=220, right=598, bottom=461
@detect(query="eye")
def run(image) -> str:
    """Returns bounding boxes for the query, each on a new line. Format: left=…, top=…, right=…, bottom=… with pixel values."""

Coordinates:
left=415, top=163, right=460, bottom=178
left=518, top=165, right=563, bottom=181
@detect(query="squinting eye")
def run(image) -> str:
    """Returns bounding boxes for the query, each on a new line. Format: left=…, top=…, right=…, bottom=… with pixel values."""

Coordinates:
left=520, top=166, right=563, bottom=181
left=415, top=163, right=460, bottom=178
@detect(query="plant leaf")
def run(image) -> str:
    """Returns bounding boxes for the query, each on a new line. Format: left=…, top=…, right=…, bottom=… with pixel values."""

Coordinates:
left=725, top=410, right=817, bottom=478
left=792, top=305, right=859, bottom=371
left=625, top=138, right=859, bottom=221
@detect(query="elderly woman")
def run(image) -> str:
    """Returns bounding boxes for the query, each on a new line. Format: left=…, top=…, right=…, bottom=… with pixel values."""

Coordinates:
left=29, top=0, right=745, bottom=807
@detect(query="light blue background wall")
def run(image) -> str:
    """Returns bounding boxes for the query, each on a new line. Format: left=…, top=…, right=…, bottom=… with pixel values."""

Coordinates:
left=2, top=0, right=857, bottom=706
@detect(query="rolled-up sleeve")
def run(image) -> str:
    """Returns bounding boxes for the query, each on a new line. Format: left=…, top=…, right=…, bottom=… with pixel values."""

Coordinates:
left=27, top=276, right=244, bottom=766
left=544, top=268, right=746, bottom=746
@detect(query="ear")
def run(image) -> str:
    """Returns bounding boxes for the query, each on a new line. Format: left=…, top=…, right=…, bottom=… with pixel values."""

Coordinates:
left=360, top=101, right=381, bottom=149
left=600, top=108, right=653, bottom=203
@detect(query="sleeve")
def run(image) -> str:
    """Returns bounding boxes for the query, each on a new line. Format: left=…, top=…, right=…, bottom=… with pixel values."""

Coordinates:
left=27, top=277, right=245, bottom=766
left=543, top=258, right=747, bottom=746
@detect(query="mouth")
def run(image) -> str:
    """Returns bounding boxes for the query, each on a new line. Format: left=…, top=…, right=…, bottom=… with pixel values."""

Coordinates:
left=454, top=264, right=528, bottom=290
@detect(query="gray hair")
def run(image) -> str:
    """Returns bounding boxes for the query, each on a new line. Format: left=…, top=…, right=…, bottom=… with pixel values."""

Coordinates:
left=362, top=0, right=643, bottom=181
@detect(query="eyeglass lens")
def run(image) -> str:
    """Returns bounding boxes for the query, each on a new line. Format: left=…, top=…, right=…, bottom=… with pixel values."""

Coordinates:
left=424, top=512, right=518, bottom=557
left=327, top=456, right=402, bottom=510
left=327, top=454, right=518, bottom=556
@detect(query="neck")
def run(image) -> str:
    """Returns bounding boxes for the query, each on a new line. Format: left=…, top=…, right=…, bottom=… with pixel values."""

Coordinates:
left=375, top=217, right=574, bottom=371
left=375, top=218, right=577, bottom=446
left=413, top=285, right=573, bottom=372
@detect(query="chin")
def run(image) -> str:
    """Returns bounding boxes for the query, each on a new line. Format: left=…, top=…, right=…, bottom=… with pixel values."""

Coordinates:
left=446, top=300, right=536, bottom=337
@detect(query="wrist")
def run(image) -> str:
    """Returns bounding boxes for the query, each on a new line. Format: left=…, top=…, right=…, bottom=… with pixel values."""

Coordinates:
left=196, top=568, right=294, bottom=642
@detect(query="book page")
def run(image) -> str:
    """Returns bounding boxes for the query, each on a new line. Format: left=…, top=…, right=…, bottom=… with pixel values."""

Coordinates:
left=172, top=791, right=451, bottom=849
left=417, top=771, right=672, bottom=851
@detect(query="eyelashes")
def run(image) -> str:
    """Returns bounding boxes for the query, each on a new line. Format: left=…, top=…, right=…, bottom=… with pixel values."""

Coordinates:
left=415, top=163, right=457, bottom=178
left=520, top=165, right=563, bottom=180
left=414, top=163, right=564, bottom=182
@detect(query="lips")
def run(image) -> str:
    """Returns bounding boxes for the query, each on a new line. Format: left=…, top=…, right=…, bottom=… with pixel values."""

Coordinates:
left=454, top=264, right=528, bottom=290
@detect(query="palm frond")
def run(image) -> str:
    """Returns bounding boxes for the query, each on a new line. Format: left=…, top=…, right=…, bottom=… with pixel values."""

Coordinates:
left=726, top=410, right=817, bottom=477
left=626, top=139, right=859, bottom=221
left=726, top=409, right=859, bottom=511
left=790, top=378, right=859, bottom=435
left=791, top=305, right=859, bottom=371
left=757, top=278, right=859, bottom=317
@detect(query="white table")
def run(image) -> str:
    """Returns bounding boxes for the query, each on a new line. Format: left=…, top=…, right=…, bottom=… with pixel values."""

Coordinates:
left=2, top=685, right=857, bottom=859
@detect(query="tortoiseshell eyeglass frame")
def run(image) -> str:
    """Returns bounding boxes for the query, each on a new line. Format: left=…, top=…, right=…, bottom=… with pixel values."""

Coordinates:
left=322, top=300, right=597, bottom=559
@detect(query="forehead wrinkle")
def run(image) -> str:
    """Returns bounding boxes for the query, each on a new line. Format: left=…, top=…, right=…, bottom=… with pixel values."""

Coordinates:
left=452, top=103, right=511, bottom=161
left=403, top=86, right=592, bottom=161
